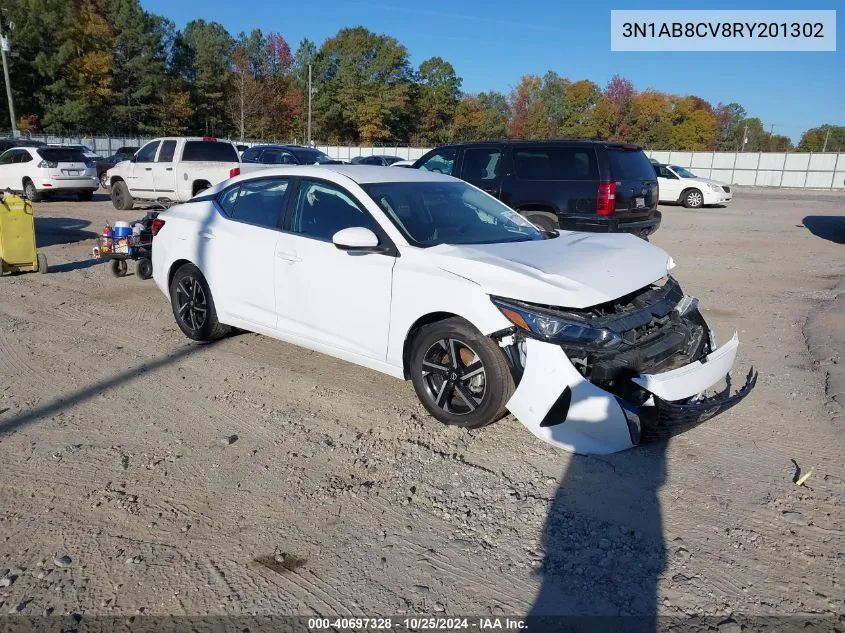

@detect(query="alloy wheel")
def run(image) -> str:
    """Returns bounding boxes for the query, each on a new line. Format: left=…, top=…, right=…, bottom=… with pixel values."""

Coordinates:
left=421, top=338, right=486, bottom=415
left=174, top=275, right=208, bottom=331
left=687, top=191, right=703, bottom=207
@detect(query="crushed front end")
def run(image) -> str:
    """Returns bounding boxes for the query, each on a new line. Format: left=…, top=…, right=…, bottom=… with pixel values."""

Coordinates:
left=496, top=277, right=757, bottom=454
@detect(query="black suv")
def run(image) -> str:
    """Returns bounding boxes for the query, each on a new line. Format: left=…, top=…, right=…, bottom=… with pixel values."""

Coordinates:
left=411, top=140, right=661, bottom=236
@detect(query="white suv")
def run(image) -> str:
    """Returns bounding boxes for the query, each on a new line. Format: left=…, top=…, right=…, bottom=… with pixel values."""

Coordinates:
left=654, top=164, right=732, bottom=208
left=0, top=146, right=98, bottom=201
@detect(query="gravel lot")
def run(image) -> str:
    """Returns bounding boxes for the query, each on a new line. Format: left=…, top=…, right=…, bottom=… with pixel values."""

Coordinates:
left=0, top=188, right=843, bottom=626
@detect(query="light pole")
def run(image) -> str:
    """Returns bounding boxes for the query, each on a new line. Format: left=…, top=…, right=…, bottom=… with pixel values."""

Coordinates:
left=0, top=14, right=17, bottom=137
left=307, top=64, right=312, bottom=146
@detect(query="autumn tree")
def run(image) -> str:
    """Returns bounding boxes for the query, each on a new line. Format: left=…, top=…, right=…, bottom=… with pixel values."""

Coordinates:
left=626, top=91, right=673, bottom=148
left=798, top=125, right=845, bottom=152
left=714, top=102, right=746, bottom=150
left=508, top=75, right=543, bottom=138
left=413, top=57, right=461, bottom=144
left=452, top=91, right=510, bottom=141
left=668, top=96, right=717, bottom=150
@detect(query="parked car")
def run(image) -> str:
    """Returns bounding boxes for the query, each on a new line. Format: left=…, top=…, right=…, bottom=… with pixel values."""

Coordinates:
left=411, top=141, right=661, bottom=237
left=0, top=138, right=47, bottom=153
left=350, top=155, right=404, bottom=166
left=240, top=144, right=345, bottom=167
left=0, top=147, right=98, bottom=201
left=48, top=144, right=102, bottom=160
left=106, top=137, right=241, bottom=210
left=653, top=163, right=733, bottom=208
left=151, top=165, right=755, bottom=455
left=96, top=148, right=140, bottom=189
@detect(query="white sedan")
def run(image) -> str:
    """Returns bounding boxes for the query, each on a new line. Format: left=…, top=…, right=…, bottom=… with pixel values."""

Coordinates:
left=0, top=146, right=99, bottom=201
left=654, top=164, right=733, bottom=208
left=151, top=166, right=755, bottom=454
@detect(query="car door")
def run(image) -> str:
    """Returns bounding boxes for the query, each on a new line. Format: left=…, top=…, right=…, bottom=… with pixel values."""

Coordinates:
left=153, top=139, right=177, bottom=197
left=656, top=165, right=681, bottom=202
left=127, top=140, right=159, bottom=195
left=200, top=177, right=292, bottom=329
left=0, top=150, right=16, bottom=188
left=458, top=146, right=504, bottom=198
left=274, top=178, right=395, bottom=360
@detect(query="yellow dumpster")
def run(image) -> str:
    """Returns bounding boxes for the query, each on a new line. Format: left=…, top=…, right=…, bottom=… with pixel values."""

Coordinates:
left=0, top=193, right=47, bottom=276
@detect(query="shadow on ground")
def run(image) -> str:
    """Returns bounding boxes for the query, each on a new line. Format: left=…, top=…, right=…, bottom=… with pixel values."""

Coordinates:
left=47, top=259, right=100, bottom=273
left=803, top=216, right=845, bottom=245
left=35, top=217, right=97, bottom=247
left=528, top=442, right=668, bottom=629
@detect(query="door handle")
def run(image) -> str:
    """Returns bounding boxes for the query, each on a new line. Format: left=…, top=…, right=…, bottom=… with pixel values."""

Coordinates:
left=144, top=167, right=152, bottom=171
left=199, top=232, right=215, bottom=240
left=165, top=167, right=173, bottom=171
left=276, top=251, right=301, bottom=263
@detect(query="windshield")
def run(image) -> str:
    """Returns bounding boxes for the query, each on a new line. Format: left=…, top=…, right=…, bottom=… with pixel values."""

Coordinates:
left=671, top=165, right=697, bottom=178
left=362, top=181, right=546, bottom=247
left=290, top=148, right=335, bottom=164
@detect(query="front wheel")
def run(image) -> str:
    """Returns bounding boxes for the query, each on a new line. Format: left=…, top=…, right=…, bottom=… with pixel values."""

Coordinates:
left=409, top=317, right=514, bottom=429
left=682, top=189, right=703, bottom=209
left=169, top=263, right=230, bottom=341
left=136, top=257, right=152, bottom=280
left=111, top=181, right=134, bottom=211
left=23, top=179, right=42, bottom=202
left=100, top=172, right=109, bottom=190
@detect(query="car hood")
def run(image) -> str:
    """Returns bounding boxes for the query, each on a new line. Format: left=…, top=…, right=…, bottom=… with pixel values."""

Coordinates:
left=427, top=231, right=673, bottom=308
left=684, top=176, right=727, bottom=187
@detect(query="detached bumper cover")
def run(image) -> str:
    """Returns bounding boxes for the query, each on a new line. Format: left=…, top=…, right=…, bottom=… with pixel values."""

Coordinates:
left=506, top=335, right=756, bottom=454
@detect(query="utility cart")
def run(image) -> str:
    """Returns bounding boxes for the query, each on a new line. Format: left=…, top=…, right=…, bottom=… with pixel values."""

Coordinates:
left=93, top=214, right=158, bottom=280
left=0, top=192, right=48, bottom=276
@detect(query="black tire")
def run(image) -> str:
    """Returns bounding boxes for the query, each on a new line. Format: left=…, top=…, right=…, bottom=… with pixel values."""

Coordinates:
left=37, top=253, right=48, bottom=274
left=109, top=259, right=128, bottom=277
left=23, top=179, right=42, bottom=202
left=409, top=317, right=514, bottom=429
left=526, top=214, right=558, bottom=232
left=136, top=257, right=153, bottom=280
left=169, top=263, right=230, bottom=342
left=100, top=172, right=109, bottom=190
left=111, top=180, right=134, bottom=211
left=682, top=188, right=703, bottom=209
left=77, top=190, right=94, bottom=202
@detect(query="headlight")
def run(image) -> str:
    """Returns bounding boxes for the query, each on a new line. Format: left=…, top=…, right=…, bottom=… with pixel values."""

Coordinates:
left=492, top=298, right=622, bottom=348
left=708, top=183, right=722, bottom=192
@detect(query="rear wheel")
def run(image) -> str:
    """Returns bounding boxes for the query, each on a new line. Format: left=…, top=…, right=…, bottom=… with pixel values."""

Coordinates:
left=23, top=179, right=42, bottom=202
left=682, top=189, right=703, bottom=209
left=100, top=172, right=109, bottom=190
left=136, top=257, right=152, bottom=280
left=526, top=213, right=558, bottom=232
left=111, top=180, right=134, bottom=210
left=37, top=253, right=48, bottom=274
left=169, top=263, right=230, bottom=341
left=409, top=317, right=514, bottom=429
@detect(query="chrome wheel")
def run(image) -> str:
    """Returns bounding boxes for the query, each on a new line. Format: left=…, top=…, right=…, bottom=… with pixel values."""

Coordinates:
left=175, top=275, right=208, bottom=331
left=686, top=190, right=703, bottom=208
left=100, top=172, right=109, bottom=189
left=421, top=338, right=486, bottom=415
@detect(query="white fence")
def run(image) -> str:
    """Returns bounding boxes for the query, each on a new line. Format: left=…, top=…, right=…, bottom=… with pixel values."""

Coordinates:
left=8, top=133, right=844, bottom=189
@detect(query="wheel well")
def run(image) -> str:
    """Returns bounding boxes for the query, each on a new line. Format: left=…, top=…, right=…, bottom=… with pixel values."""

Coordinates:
left=22, top=176, right=32, bottom=188
left=192, top=180, right=211, bottom=196
left=402, top=312, right=460, bottom=379
left=167, top=259, right=193, bottom=292
left=110, top=176, right=124, bottom=188
left=515, top=205, right=558, bottom=222
left=680, top=186, right=701, bottom=200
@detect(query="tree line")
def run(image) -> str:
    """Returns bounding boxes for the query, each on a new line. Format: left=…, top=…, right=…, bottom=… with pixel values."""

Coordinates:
left=1, top=0, right=842, bottom=151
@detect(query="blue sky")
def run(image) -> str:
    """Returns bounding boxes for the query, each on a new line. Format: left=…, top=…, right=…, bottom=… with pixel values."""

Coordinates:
left=140, top=0, right=843, bottom=142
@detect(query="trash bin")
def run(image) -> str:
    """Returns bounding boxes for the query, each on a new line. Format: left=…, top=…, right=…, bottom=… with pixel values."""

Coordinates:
left=0, top=193, right=47, bottom=276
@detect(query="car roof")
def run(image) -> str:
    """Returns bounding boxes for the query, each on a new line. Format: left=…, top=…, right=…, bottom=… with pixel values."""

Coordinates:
left=235, top=165, right=456, bottom=185
left=429, top=139, right=645, bottom=150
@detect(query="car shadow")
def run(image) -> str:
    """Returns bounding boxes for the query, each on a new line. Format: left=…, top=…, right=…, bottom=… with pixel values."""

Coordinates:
left=34, top=217, right=97, bottom=247
left=528, top=441, right=667, bottom=629
left=803, top=216, right=845, bottom=244
left=47, top=259, right=100, bottom=273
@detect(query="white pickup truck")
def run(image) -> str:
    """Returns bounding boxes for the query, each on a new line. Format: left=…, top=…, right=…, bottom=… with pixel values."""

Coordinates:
left=106, top=137, right=241, bottom=210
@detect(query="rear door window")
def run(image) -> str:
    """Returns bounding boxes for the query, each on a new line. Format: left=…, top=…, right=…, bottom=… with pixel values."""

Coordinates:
left=241, top=147, right=262, bottom=162
left=182, top=141, right=239, bottom=162
left=607, top=149, right=656, bottom=181
left=216, top=178, right=290, bottom=229
left=158, top=140, right=177, bottom=162
left=513, top=147, right=598, bottom=181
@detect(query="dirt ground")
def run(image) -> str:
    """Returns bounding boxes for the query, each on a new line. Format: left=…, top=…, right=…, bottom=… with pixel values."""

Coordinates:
left=0, top=188, right=843, bottom=627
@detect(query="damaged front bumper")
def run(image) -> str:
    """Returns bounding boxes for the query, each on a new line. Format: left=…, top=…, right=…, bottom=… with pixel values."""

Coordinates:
left=506, top=335, right=756, bottom=455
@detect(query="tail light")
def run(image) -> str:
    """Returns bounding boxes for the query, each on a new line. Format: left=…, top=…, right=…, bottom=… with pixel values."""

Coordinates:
left=37, top=160, right=58, bottom=168
left=202, top=136, right=218, bottom=142
left=151, top=218, right=165, bottom=236
left=596, top=181, right=616, bottom=216
left=229, top=167, right=240, bottom=178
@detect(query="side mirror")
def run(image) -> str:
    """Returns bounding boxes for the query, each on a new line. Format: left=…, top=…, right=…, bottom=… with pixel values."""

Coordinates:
left=332, top=227, right=382, bottom=252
